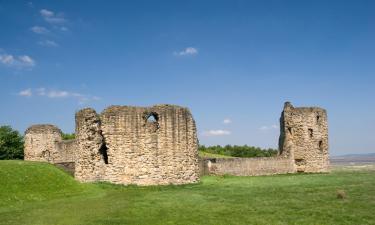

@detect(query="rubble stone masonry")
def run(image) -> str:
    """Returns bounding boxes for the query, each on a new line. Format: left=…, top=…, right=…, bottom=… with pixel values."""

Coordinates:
left=24, top=102, right=329, bottom=183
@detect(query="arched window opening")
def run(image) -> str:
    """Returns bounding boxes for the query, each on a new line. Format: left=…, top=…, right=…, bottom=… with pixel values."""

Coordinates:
left=147, top=114, right=158, bottom=123
left=145, top=112, right=159, bottom=132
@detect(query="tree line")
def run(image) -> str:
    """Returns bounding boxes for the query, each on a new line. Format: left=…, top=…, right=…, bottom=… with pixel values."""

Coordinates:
left=199, top=145, right=278, bottom=158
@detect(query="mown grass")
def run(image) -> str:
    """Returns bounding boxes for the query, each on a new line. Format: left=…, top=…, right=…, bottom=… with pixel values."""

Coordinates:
left=0, top=160, right=374, bottom=225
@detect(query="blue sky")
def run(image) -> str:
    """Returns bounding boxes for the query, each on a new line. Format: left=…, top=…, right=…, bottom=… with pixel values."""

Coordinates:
left=1, top=0, right=374, bottom=156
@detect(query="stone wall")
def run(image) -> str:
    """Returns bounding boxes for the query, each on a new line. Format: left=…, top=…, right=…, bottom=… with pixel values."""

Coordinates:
left=201, top=157, right=295, bottom=176
left=279, top=102, right=329, bottom=172
left=24, top=102, right=328, bottom=182
left=200, top=101, right=329, bottom=176
left=24, top=124, right=76, bottom=163
left=75, top=104, right=200, bottom=185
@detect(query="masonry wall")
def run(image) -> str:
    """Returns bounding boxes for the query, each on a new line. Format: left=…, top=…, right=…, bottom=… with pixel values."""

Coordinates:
left=200, top=102, right=329, bottom=176
left=201, top=157, right=295, bottom=176
left=75, top=104, right=200, bottom=185
left=24, top=124, right=76, bottom=163
left=24, top=101, right=328, bottom=182
left=279, top=102, right=329, bottom=172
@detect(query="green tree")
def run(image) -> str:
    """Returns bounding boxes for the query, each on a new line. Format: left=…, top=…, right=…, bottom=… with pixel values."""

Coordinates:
left=62, top=133, right=75, bottom=140
left=199, top=144, right=278, bottom=158
left=0, top=125, right=24, bottom=159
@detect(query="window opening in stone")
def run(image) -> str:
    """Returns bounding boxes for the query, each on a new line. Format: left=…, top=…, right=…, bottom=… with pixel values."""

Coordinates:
left=99, top=142, right=109, bottom=164
left=308, top=129, right=313, bottom=138
left=288, top=127, right=292, bottom=135
left=147, top=113, right=158, bottom=123
left=318, top=140, right=323, bottom=151
left=316, top=115, right=320, bottom=123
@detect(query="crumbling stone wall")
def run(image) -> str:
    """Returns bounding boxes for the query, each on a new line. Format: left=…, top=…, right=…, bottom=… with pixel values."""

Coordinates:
left=200, top=102, right=329, bottom=176
left=24, top=102, right=328, bottom=182
left=75, top=108, right=107, bottom=182
left=24, top=124, right=76, bottom=163
left=201, top=157, right=295, bottom=176
left=279, top=102, right=329, bottom=172
left=75, top=104, right=200, bottom=185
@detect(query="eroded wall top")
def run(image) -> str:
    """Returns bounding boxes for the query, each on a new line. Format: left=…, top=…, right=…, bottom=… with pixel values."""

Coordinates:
left=279, top=102, right=329, bottom=172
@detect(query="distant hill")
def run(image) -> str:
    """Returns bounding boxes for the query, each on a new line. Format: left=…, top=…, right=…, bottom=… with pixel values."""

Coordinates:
left=330, top=153, right=375, bottom=166
left=332, top=153, right=375, bottom=158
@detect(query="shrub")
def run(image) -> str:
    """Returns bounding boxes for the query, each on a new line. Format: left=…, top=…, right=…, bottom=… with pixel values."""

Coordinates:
left=0, top=125, right=24, bottom=160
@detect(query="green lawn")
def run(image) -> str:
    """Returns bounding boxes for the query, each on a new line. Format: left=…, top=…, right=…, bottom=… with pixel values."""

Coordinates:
left=0, top=160, right=374, bottom=225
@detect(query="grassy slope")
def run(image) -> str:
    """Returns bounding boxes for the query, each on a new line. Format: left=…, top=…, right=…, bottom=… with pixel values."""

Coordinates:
left=0, top=161, right=375, bottom=225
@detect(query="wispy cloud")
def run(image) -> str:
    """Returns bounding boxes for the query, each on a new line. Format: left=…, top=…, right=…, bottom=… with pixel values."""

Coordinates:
left=174, top=47, right=198, bottom=56
left=18, top=87, right=100, bottom=104
left=38, top=40, right=58, bottom=47
left=223, top=119, right=232, bottom=124
left=18, top=55, right=35, bottom=66
left=0, top=52, right=35, bottom=69
left=40, top=9, right=66, bottom=24
left=18, top=89, right=32, bottom=97
left=259, top=124, right=279, bottom=132
left=30, top=26, right=49, bottom=34
left=202, top=129, right=231, bottom=137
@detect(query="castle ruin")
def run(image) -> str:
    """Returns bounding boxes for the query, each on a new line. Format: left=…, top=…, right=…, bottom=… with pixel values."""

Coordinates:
left=279, top=102, right=329, bottom=173
left=24, top=102, right=329, bottom=185
left=25, top=104, right=200, bottom=185
left=202, top=102, right=329, bottom=175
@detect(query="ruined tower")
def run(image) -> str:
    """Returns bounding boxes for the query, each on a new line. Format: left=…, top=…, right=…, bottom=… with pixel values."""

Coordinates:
left=279, top=102, right=329, bottom=172
left=24, top=124, right=76, bottom=163
left=75, top=104, right=200, bottom=185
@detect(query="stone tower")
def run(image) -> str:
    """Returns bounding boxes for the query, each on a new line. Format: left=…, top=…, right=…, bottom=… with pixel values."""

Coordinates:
left=75, top=104, right=200, bottom=185
left=24, top=125, right=63, bottom=162
left=279, top=102, right=329, bottom=172
left=24, top=124, right=76, bottom=163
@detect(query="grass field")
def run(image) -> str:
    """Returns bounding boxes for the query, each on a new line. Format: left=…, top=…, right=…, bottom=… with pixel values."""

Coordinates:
left=0, top=160, right=374, bottom=225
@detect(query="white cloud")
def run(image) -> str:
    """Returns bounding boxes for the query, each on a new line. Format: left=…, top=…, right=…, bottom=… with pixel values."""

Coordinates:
left=40, top=9, right=54, bottom=17
left=18, top=55, right=35, bottom=66
left=259, top=124, right=279, bottom=131
left=223, top=119, right=232, bottom=124
left=30, top=26, right=49, bottom=34
left=174, top=47, right=198, bottom=56
left=202, top=129, right=231, bottom=137
left=18, top=89, right=32, bottom=97
left=38, top=40, right=58, bottom=47
left=40, top=9, right=66, bottom=24
left=0, top=53, right=35, bottom=69
left=0, top=54, right=15, bottom=65
left=47, top=90, right=69, bottom=98
left=20, top=87, right=100, bottom=104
